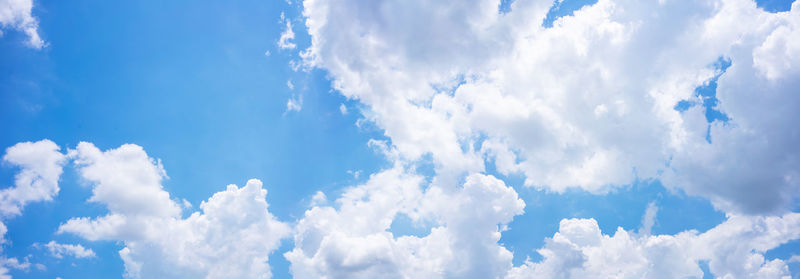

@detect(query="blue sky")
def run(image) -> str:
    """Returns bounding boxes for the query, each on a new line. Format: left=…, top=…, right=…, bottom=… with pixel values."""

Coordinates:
left=1, top=0, right=799, bottom=278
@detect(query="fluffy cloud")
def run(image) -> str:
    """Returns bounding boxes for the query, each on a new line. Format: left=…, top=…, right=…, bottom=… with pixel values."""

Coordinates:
left=508, top=213, right=800, bottom=278
left=288, top=0, right=800, bottom=276
left=0, top=0, right=45, bottom=48
left=0, top=140, right=65, bottom=217
left=285, top=164, right=525, bottom=278
left=299, top=0, right=800, bottom=214
left=58, top=142, right=290, bottom=279
left=40, top=241, right=95, bottom=259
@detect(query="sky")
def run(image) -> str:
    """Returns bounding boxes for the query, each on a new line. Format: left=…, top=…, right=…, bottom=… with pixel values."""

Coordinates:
left=0, top=0, right=799, bottom=278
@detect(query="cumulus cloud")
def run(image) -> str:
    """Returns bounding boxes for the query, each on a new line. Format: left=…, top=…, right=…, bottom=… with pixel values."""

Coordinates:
left=283, top=0, right=800, bottom=276
left=1, top=0, right=799, bottom=277
left=285, top=164, right=525, bottom=278
left=0, top=140, right=66, bottom=217
left=0, top=0, right=45, bottom=48
left=40, top=241, right=95, bottom=259
left=299, top=0, right=800, bottom=214
left=58, top=142, right=290, bottom=279
left=508, top=213, right=800, bottom=278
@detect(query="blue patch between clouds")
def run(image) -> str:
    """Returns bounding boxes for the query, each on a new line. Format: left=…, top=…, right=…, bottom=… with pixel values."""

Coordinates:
left=674, top=57, right=732, bottom=143
left=765, top=238, right=800, bottom=266
left=755, top=0, right=796, bottom=12
left=699, top=260, right=715, bottom=279
left=542, top=0, right=598, bottom=27
left=499, top=0, right=515, bottom=14
left=389, top=213, right=433, bottom=238
left=485, top=153, right=726, bottom=266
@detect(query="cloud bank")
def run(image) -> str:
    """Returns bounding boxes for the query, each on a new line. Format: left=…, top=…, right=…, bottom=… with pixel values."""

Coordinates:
left=1, top=0, right=799, bottom=278
left=299, top=0, right=800, bottom=215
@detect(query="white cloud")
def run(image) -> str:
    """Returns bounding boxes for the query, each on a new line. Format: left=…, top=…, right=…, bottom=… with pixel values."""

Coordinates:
left=286, top=164, right=525, bottom=278
left=0, top=256, right=31, bottom=277
left=0, top=0, right=45, bottom=48
left=66, top=142, right=180, bottom=219
left=58, top=142, right=290, bottom=279
left=309, top=191, right=326, bottom=207
left=339, top=103, right=348, bottom=115
left=508, top=213, right=800, bottom=278
left=0, top=139, right=65, bottom=217
left=286, top=94, right=303, bottom=112
left=278, top=12, right=296, bottom=50
left=299, top=0, right=800, bottom=214
left=287, top=79, right=294, bottom=90
left=290, top=0, right=800, bottom=276
left=41, top=241, right=95, bottom=259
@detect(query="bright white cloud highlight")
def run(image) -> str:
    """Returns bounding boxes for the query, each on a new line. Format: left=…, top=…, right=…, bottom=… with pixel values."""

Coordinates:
left=58, top=142, right=290, bottom=279
left=0, top=0, right=44, bottom=48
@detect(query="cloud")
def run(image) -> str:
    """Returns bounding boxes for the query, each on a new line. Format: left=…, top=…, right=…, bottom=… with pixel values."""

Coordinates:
left=58, top=142, right=290, bottom=279
left=0, top=139, right=65, bottom=217
left=508, top=213, right=800, bottom=278
left=285, top=163, right=525, bottom=278
left=40, top=241, right=95, bottom=259
left=299, top=0, right=800, bottom=214
left=639, top=202, right=658, bottom=236
left=286, top=94, right=303, bottom=112
left=0, top=256, right=32, bottom=278
left=278, top=12, right=296, bottom=50
left=0, top=0, right=45, bottom=48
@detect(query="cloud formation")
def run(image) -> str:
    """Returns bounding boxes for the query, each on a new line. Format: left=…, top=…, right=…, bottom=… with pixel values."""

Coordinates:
left=288, top=0, right=800, bottom=277
left=1, top=0, right=799, bottom=277
left=508, top=213, right=800, bottom=278
left=299, top=0, right=800, bottom=215
left=0, top=140, right=65, bottom=217
left=58, top=142, right=290, bottom=279
left=285, top=165, right=525, bottom=278
left=0, top=0, right=45, bottom=48
left=41, top=241, right=95, bottom=259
